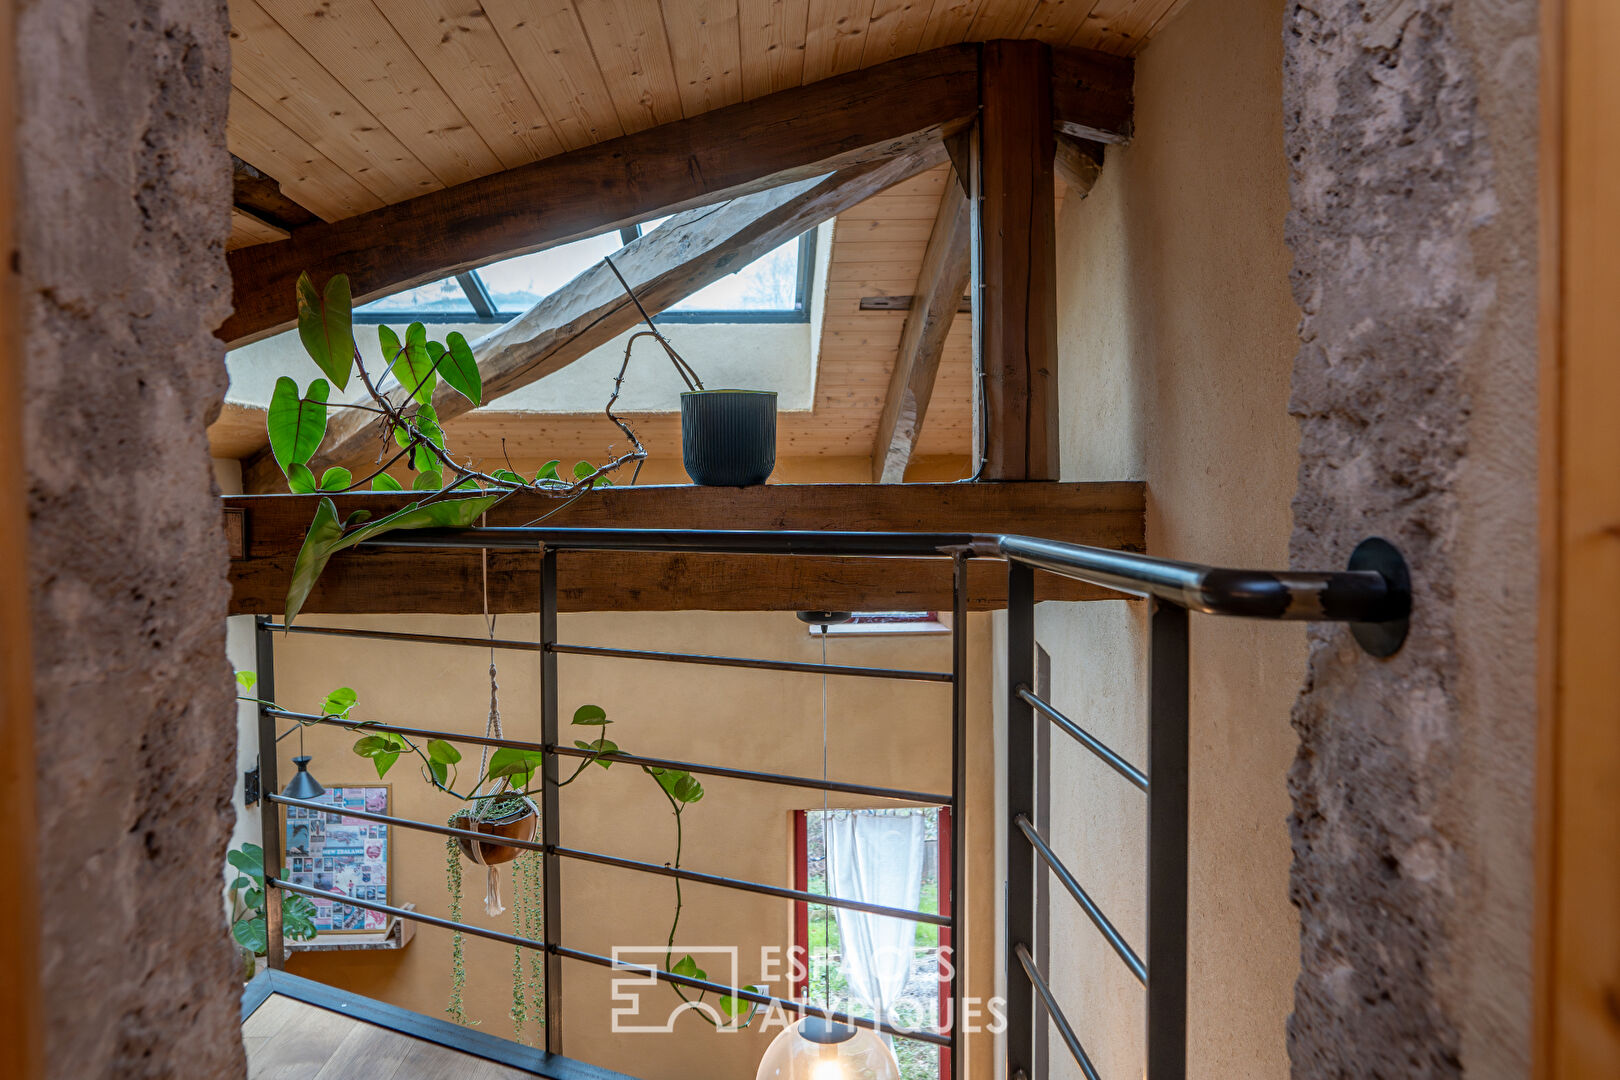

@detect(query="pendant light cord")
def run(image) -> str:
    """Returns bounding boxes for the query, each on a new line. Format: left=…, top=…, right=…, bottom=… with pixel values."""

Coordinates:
left=820, top=631, right=831, bottom=1015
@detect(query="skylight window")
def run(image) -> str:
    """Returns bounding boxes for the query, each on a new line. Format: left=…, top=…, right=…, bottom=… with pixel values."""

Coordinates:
left=354, top=218, right=815, bottom=325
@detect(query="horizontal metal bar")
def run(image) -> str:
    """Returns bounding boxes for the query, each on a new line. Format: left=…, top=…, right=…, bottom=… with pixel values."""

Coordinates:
left=268, top=794, right=947, bottom=925
left=1017, top=687, right=1147, bottom=792
left=270, top=793, right=548, bottom=854
left=267, top=708, right=549, bottom=755
left=266, top=878, right=948, bottom=1047
left=365, top=527, right=977, bottom=557
left=258, top=626, right=949, bottom=684
left=269, top=708, right=950, bottom=804
left=261, top=622, right=542, bottom=653
left=994, top=534, right=1406, bottom=624
left=1015, top=943, right=1100, bottom=1080
left=1015, top=815, right=1146, bottom=984
left=550, top=642, right=953, bottom=684
left=551, top=844, right=951, bottom=926
left=548, top=743, right=952, bottom=805
left=552, top=944, right=952, bottom=1047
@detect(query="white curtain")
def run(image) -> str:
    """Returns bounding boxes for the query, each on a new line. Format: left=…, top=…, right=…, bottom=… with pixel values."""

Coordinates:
left=825, top=809, right=926, bottom=1023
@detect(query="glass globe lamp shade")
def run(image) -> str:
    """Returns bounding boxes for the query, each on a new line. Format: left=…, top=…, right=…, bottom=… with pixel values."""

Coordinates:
left=755, top=1017, right=902, bottom=1080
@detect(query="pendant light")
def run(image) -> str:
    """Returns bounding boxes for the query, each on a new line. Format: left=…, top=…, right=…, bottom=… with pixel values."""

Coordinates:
left=282, top=754, right=325, bottom=800
left=758, top=615, right=901, bottom=1080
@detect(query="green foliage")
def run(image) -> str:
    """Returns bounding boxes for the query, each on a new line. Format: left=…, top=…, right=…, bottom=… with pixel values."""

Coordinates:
left=286, top=463, right=317, bottom=493
left=573, top=461, right=595, bottom=481
left=296, top=273, right=355, bottom=391
left=574, top=737, right=619, bottom=768
left=572, top=704, right=608, bottom=726
left=671, top=954, right=707, bottom=982
left=318, top=466, right=352, bottom=491
left=353, top=732, right=405, bottom=778
left=391, top=322, right=439, bottom=405
left=267, top=376, right=329, bottom=480
left=413, top=470, right=444, bottom=491
left=536, top=460, right=561, bottom=482
left=446, top=835, right=467, bottom=1025
left=647, top=767, right=704, bottom=804
left=285, top=493, right=503, bottom=625
left=486, top=747, right=544, bottom=789
left=492, top=469, right=526, bottom=485
left=236, top=671, right=257, bottom=692
left=372, top=472, right=404, bottom=492
left=440, top=332, right=482, bottom=405
left=718, top=987, right=763, bottom=1022
left=321, top=686, right=358, bottom=718
left=227, top=842, right=317, bottom=961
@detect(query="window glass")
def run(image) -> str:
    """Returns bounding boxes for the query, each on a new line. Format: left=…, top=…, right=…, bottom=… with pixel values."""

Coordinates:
left=480, top=232, right=625, bottom=313
left=668, top=240, right=799, bottom=311
left=355, top=277, right=474, bottom=316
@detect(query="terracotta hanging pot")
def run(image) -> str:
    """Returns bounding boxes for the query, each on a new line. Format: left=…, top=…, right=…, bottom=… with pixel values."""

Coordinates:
left=451, top=797, right=537, bottom=866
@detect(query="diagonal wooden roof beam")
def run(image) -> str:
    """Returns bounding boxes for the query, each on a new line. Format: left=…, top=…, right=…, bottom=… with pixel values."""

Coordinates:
left=872, top=167, right=972, bottom=483
left=242, top=145, right=947, bottom=493
left=220, top=43, right=1132, bottom=347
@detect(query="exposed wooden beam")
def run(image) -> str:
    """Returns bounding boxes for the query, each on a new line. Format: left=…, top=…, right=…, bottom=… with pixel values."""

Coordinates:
left=231, top=154, right=317, bottom=232
left=1054, top=134, right=1106, bottom=199
left=220, top=43, right=1133, bottom=347
left=1052, top=46, right=1135, bottom=144
left=224, top=482, right=1144, bottom=614
left=978, top=40, right=1060, bottom=481
left=859, top=295, right=971, bottom=312
left=228, top=208, right=289, bottom=252
left=873, top=169, right=971, bottom=482
left=242, top=147, right=945, bottom=494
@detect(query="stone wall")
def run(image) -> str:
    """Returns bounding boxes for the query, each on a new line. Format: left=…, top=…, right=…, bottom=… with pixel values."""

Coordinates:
left=17, top=1, right=238, bottom=1077
left=1282, top=0, right=1539, bottom=1075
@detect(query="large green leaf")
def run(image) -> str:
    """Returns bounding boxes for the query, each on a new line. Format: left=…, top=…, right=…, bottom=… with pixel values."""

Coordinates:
left=286, top=463, right=317, bottom=494
left=427, top=739, right=462, bottom=765
left=372, top=473, right=404, bottom=492
left=267, top=376, right=329, bottom=477
left=574, top=737, right=619, bottom=769
left=671, top=955, right=708, bottom=982
left=232, top=915, right=268, bottom=955
left=572, top=705, right=608, bottom=726
left=321, top=687, right=357, bottom=718
left=648, top=767, right=704, bottom=805
left=390, top=322, right=439, bottom=405
left=440, top=332, right=482, bottom=405
left=318, top=466, right=352, bottom=491
left=296, top=272, right=355, bottom=391
left=486, top=747, right=545, bottom=788
left=412, top=470, right=443, bottom=491
left=284, top=492, right=508, bottom=625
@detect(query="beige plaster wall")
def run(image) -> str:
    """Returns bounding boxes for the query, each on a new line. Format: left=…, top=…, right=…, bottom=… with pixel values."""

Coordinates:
left=1028, top=0, right=1305, bottom=1076
left=265, top=610, right=996, bottom=1080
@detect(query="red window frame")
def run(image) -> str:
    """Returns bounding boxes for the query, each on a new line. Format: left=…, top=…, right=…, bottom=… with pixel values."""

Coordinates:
left=791, top=807, right=953, bottom=1079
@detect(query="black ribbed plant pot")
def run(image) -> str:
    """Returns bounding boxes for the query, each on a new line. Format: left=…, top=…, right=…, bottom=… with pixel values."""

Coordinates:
left=681, top=390, right=777, bottom=486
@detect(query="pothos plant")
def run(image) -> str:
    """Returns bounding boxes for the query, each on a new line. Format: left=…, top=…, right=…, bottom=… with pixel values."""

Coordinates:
left=346, top=694, right=763, bottom=1034
left=269, top=272, right=648, bottom=626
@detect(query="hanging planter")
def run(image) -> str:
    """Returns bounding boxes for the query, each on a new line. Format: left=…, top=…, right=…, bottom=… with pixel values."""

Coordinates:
left=604, top=255, right=777, bottom=488
left=450, top=795, right=537, bottom=867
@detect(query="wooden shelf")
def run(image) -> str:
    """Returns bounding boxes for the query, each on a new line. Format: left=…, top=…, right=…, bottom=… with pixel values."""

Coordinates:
left=282, top=904, right=416, bottom=959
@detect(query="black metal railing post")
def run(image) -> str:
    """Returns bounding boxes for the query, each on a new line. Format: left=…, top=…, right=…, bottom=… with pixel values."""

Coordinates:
left=254, top=615, right=284, bottom=970
left=539, top=545, right=564, bottom=1052
left=1145, top=599, right=1189, bottom=1080
left=1005, top=560, right=1036, bottom=1080
left=949, top=553, right=968, bottom=1080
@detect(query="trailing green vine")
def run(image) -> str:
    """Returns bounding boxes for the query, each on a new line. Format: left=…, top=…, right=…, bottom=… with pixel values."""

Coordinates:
left=446, top=833, right=467, bottom=1025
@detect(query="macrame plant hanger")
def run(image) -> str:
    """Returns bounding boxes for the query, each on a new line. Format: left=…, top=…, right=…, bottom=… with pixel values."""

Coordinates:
left=469, top=537, right=510, bottom=917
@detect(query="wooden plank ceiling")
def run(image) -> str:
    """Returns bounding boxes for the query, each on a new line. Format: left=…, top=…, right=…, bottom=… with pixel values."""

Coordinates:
left=225, top=0, right=1180, bottom=245
left=218, top=0, right=1170, bottom=479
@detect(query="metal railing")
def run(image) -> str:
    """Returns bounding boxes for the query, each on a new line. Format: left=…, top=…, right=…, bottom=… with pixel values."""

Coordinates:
left=251, top=527, right=1410, bottom=1080
left=997, top=533, right=1408, bottom=1080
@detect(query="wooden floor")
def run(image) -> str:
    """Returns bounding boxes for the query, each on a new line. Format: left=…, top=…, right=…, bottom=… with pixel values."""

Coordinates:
left=246, top=993, right=539, bottom=1080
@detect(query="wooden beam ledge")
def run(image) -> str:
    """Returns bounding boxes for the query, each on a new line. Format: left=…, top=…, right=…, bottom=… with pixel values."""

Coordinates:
left=224, top=482, right=1144, bottom=614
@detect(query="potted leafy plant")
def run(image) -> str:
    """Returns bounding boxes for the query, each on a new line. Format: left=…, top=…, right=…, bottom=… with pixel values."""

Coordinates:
left=227, top=841, right=317, bottom=980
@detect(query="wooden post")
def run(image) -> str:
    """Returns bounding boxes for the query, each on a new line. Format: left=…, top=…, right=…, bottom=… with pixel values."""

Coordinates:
left=977, top=40, right=1059, bottom=481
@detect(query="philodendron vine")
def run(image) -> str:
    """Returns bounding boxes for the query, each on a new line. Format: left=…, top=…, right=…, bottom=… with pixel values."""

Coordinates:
left=269, top=272, right=649, bottom=626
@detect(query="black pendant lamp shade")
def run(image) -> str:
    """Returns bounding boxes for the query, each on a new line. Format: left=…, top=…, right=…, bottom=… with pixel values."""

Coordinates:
left=282, top=755, right=325, bottom=800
